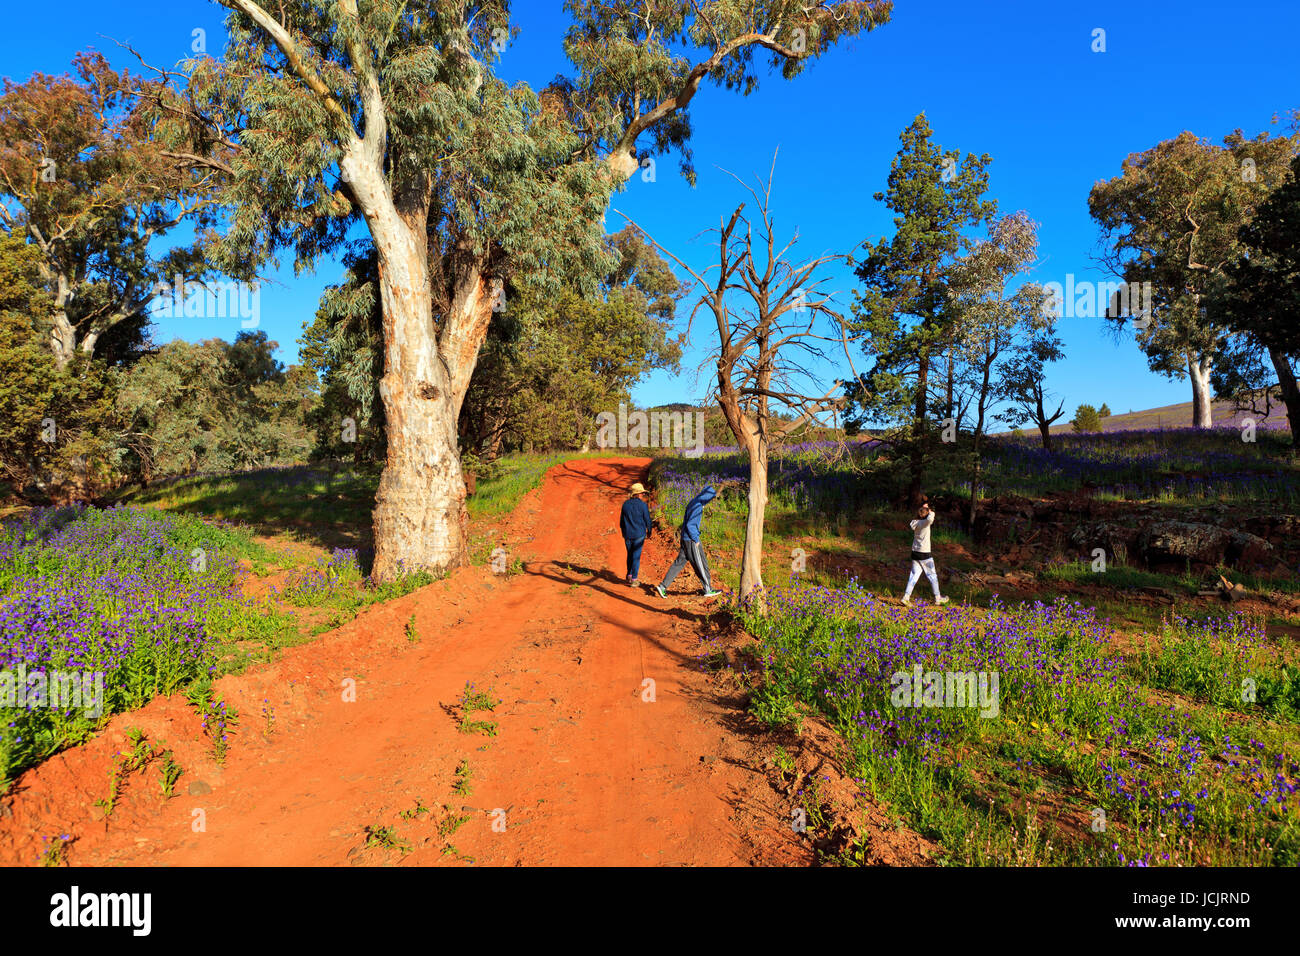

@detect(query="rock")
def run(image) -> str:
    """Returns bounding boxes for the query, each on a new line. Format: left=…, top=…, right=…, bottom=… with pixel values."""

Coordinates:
left=187, top=780, right=212, bottom=796
left=1068, top=520, right=1139, bottom=559
left=1137, top=521, right=1273, bottom=570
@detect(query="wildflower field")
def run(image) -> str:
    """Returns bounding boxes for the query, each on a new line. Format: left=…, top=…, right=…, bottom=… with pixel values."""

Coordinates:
left=0, top=511, right=432, bottom=789
left=653, top=427, right=1300, bottom=529
left=0, top=505, right=260, bottom=782
left=739, top=586, right=1300, bottom=865
left=653, top=427, right=1300, bottom=865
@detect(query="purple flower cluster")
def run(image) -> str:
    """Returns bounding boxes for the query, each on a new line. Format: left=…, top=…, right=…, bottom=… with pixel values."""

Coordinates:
left=743, top=583, right=1300, bottom=861
left=1, top=505, right=238, bottom=779
left=746, top=585, right=1129, bottom=759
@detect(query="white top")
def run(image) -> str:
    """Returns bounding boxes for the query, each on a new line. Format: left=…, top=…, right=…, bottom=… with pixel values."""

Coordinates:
left=909, top=512, right=935, bottom=552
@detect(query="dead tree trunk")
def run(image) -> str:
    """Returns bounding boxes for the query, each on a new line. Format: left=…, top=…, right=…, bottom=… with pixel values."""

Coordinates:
left=910, top=350, right=929, bottom=505
left=741, top=443, right=769, bottom=599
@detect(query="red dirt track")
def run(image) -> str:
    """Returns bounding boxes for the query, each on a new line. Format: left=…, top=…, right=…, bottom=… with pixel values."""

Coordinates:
left=0, top=457, right=824, bottom=866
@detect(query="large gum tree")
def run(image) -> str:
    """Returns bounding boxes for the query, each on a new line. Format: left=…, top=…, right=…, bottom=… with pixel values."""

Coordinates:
left=1089, top=129, right=1295, bottom=428
left=144, top=0, right=890, bottom=580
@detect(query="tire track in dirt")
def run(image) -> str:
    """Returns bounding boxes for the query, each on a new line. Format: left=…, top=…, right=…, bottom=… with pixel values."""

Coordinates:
left=1, top=457, right=808, bottom=866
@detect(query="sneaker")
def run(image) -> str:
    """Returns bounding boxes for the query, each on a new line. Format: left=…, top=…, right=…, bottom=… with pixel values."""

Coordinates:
left=628, top=578, right=638, bottom=587
left=901, top=596, right=912, bottom=607
left=655, top=585, right=667, bottom=598
left=935, top=595, right=950, bottom=605
left=702, top=589, right=723, bottom=598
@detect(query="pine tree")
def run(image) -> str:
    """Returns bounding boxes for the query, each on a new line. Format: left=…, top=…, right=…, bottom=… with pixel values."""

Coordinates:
left=848, top=113, right=995, bottom=503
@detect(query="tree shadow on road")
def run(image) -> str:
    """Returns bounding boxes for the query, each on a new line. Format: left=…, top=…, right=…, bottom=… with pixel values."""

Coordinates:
left=523, top=560, right=718, bottom=627
left=549, top=459, right=650, bottom=495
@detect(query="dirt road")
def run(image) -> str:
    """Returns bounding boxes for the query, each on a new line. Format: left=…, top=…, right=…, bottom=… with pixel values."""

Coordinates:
left=0, top=458, right=816, bottom=866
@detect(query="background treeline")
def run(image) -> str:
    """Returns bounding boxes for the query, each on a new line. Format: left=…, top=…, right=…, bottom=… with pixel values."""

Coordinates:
left=0, top=53, right=684, bottom=502
left=2, top=54, right=1297, bottom=505
left=301, top=225, right=684, bottom=466
left=0, top=214, right=683, bottom=503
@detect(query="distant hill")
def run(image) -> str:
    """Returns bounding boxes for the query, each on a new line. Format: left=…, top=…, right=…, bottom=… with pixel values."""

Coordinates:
left=1038, top=398, right=1292, bottom=434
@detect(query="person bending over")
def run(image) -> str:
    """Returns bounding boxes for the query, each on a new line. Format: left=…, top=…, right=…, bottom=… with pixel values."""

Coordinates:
left=656, top=485, right=721, bottom=599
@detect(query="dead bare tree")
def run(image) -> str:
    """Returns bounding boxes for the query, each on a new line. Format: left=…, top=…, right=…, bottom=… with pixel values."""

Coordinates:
left=629, top=157, right=862, bottom=606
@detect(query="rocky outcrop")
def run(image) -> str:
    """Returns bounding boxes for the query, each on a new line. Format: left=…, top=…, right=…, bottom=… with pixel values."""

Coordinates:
left=1136, top=521, right=1274, bottom=571
left=965, top=494, right=1289, bottom=572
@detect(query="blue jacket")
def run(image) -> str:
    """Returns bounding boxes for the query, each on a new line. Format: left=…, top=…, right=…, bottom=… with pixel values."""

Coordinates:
left=619, top=497, right=652, bottom=541
left=680, top=485, right=717, bottom=542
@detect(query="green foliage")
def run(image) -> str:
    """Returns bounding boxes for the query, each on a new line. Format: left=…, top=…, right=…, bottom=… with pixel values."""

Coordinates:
left=0, top=52, right=215, bottom=367
left=116, top=331, right=318, bottom=483
left=847, top=112, right=996, bottom=493
left=1211, top=153, right=1300, bottom=444
left=305, top=226, right=685, bottom=459
left=1070, top=403, right=1103, bottom=433
left=158, top=751, right=183, bottom=798
left=0, top=233, right=123, bottom=499
left=452, top=759, right=473, bottom=796
left=1098, top=403, right=1111, bottom=418
left=1089, top=129, right=1296, bottom=398
left=362, top=824, right=412, bottom=855
left=457, top=680, right=500, bottom=736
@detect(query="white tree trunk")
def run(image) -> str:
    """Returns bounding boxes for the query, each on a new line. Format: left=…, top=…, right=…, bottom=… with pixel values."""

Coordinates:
left=1188, top=353, right=1213, bottom=428
left=345, top=152, right=469, bottom=582
left=740, top=445, right=768, bottom=605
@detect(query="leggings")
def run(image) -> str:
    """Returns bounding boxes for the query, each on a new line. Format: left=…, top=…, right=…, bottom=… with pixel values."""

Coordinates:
left=662, top=535, right=711, bottom=591
left=904, top=558, right=940, bottom=598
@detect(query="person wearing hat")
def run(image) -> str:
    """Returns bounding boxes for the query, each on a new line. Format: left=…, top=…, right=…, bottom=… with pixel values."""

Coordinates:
left=619, top=481, right=653, bottom=587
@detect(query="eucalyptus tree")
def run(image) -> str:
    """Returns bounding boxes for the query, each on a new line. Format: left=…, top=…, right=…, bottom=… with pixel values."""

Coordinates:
left=1089, top=129, right=1296, bottom=428
left=0, top=52, right=217, bottom=367
left=145, top=0, right=891, bottom=579
left=946, top=210, right=1043, bottom=525
left=1212, top=154, right=1300, bottom=446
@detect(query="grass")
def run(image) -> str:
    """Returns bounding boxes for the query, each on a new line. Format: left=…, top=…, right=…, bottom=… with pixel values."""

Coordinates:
left=362, top=824, right=412, bottom=855
left=122, top=453, right=602, bottom=550
left=456, top=681, right=500, bottom=737
left=123, top=465, right=379, bottom=551
left=738, top=584, right=1300, bottom=866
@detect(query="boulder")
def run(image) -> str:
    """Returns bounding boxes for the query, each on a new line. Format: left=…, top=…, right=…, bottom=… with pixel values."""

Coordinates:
left=1136, top=521, right=1273, bottom=571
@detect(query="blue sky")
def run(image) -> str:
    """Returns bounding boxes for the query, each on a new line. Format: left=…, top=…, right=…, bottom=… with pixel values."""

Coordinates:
left=3, top=0, right=1297, bottom=422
